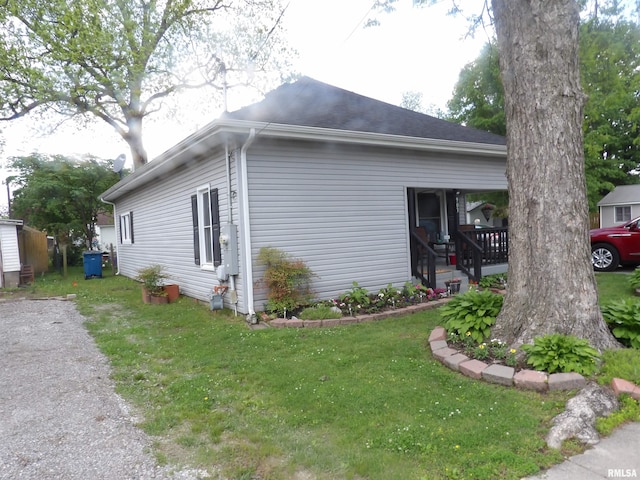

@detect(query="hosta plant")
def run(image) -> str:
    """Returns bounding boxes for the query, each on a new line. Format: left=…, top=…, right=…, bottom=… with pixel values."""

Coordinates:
left=520, top=334, right=601, bottom=376
left=601, top=299, right=640, bottom=349
left=439, top=289, right=503, bottom=343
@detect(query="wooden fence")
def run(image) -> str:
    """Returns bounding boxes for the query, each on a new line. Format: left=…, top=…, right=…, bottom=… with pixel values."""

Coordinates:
left=18, top=226, right=49, bottom=274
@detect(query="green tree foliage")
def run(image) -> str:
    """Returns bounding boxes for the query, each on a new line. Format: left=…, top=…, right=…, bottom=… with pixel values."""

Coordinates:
left=446, top=43, right=505, bottom=136
left=0, top=0, right=293, bottom=168
left=581, top=16, right=640, bottom=208
left=8, top=154, right=119, bottom=249
left=446, top=13, right=640, bottom=211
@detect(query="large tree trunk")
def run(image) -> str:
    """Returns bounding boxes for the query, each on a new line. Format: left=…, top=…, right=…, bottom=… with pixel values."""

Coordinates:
left=124, top=115, right=148, bottom=170
left=491, top=0, right=619, bottom=350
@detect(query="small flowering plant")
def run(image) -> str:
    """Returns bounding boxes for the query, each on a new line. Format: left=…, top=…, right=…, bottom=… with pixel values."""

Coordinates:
left=474, top=343, right=489, bottom=360
left=447, top=331, right=523, bottom=369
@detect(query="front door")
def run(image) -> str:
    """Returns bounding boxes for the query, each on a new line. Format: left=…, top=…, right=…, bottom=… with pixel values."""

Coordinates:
left=417, top=192, right=441, bottom=241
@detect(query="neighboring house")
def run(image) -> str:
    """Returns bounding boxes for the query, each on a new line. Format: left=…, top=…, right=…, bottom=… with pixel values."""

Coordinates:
left=0, top=219, right=23, bottom=288
left=100, top=77, right=507, bottom=318
left=466, top=201, right=502, bottom=227
left=95, top=212, right=116, bottom=252
left=597, top=185, right=640, bottom=228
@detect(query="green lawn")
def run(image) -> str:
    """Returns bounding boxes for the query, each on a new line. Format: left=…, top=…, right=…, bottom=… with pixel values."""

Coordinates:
left=8, top=267, right=639, bottom=479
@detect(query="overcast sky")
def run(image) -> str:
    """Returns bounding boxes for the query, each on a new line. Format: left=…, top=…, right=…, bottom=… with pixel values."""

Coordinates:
left=0, top=0, right=490, bottom=209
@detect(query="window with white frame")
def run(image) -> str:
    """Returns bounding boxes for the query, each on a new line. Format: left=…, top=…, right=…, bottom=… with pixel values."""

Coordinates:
left=615, top=206, right=631, bottom=223
left=120, top=211, right=133, bottom=244
left=191, top=186, right=220, bottom=269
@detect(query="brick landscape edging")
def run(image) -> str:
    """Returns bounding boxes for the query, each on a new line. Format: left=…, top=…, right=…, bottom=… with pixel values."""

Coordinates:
left=267, top=298, right=450, bottom=328
left=428, top=325, right=640, bottom=397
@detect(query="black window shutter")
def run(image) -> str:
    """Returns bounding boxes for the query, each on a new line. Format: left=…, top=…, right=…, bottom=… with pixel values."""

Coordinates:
left=191, top=195, right=200, bottom=265
left=210, top=188, right=221, bottom=266
left=119, top=215, right=123, bottom=244
left=129, top=211, right=134, bottom=244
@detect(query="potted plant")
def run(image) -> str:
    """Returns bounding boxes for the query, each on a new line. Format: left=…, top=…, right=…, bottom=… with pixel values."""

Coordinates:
left=137, top=264, right=169, bottom=304
left=444, top=277, right=462, bottom=294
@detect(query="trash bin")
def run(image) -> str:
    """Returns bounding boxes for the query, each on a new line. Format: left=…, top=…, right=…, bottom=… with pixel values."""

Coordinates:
left=83, top=251, right=103, bottom=279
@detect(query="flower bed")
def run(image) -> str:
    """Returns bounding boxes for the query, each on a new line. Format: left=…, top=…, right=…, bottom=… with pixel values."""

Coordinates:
left=263, top=281, right=450, bottom=323
left=269, top=297, right=450, bottom=328
left=428, top=326, right=587, bottom=391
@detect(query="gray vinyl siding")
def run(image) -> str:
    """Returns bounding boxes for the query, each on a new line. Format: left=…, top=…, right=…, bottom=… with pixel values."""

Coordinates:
left=114, top=148, right=243, bottom=308
left=600, top=204, right=640, bottom=228
left=245, top=139, right=506, bottom=311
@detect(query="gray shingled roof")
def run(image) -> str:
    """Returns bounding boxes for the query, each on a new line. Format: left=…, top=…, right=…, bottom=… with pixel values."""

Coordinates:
left=598, top=184, right=640, bottom=206
left=222, top=77, right=506, bottom=145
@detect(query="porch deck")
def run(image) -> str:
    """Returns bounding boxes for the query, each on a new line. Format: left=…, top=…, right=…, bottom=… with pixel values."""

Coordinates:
left=411, top=226, right=509, bottom=291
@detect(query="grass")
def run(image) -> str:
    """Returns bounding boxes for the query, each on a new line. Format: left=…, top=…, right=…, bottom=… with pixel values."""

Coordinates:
left=595, top=270, right=633, bottom=303
left=4, top=267, right=639, bottom=479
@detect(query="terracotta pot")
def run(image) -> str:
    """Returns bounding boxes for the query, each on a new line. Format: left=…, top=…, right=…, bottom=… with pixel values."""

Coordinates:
left=142, top=287, right=171, bottom=304
left=163, top=284, right=180, bottom=303
left=149, top=294, right=169, bottom=304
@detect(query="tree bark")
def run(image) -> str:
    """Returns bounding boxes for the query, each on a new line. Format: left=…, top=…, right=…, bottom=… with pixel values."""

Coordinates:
left=491, top=0, right=619, bottom=350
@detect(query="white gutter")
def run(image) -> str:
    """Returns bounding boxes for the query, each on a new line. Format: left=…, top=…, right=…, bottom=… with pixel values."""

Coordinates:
left=239, top=128, right=257, bottom=320
left=98, top=198, right=121, bottom=275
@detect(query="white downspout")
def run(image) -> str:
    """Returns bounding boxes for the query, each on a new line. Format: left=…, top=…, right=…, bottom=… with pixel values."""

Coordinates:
left=224, top=142, right=238, bottom=315
left=240, top=128, right=257, bottom=321
left=99, top=198, right=121, bottom=275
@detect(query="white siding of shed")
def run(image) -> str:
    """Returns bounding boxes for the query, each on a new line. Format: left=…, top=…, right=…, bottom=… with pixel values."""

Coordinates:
left=0, top=224, right=21, bottom=273
left=114, top=149, right=243, bottom=307
left=245, top=139, right=506, bottom=312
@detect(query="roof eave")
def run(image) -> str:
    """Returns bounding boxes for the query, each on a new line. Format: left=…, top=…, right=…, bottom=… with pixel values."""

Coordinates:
left=101, top=119, right=506, bottom=202
left=0, top=219, right=24, bottom=226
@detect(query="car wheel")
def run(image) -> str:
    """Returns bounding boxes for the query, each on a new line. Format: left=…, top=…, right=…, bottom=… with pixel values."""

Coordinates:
left=591, top=243, right=619, bottom=272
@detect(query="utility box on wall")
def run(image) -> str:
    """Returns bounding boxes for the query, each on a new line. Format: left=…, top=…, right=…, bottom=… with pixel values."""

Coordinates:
left=219, top=223, right=239, bottom=275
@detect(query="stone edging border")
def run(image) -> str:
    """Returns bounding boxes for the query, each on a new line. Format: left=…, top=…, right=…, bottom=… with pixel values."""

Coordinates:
left=428, top=325, right=640, bottom=398
left=267, top=298, right=450, bottom=328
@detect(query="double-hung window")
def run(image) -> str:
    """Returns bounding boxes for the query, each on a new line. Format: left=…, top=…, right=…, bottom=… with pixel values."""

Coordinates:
left=120, top=211, right=134, bottom=244
left=615, top=206, right=631, bottom=223
left=192, top=185, right=221, bottom=269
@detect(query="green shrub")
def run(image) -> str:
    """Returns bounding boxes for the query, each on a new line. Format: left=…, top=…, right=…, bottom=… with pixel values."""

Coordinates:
left=136, top=264, right=168, bottom=296
left=520, top=334, right=601, bottom=376
left=439, top=289, right=503, bottom=343
left=257, top=247, right=315, bottom=316
left=601, top=299, right=640, bottom=349
left=298, top=305, right=342, bottom=320
left=628, top=268, right=640, bottom=289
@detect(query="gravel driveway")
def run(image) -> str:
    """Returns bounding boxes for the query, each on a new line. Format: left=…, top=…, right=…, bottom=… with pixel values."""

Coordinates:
left=0, top=299, right=206, bottom=480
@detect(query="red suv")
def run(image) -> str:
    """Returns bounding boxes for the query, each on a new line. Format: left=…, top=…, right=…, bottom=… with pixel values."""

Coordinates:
left=591, top=216, right=640, bottom=271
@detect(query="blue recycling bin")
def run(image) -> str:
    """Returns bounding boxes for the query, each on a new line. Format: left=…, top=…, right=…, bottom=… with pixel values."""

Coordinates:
left=83, top=251, right=103, bottom=279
